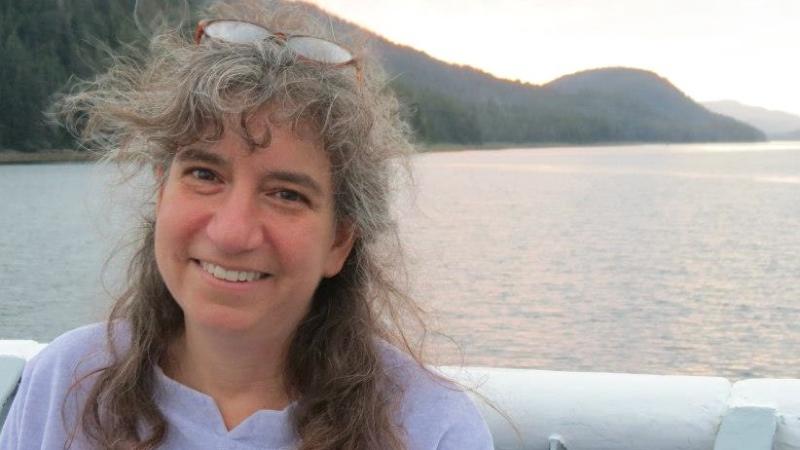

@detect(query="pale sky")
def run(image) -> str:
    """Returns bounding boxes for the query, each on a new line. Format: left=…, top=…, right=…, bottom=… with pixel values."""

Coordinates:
left=305, top=0, right=800, bottom=117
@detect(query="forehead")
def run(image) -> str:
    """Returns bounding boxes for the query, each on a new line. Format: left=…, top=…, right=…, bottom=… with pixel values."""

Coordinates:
left=176, top=113, right=332, bottom=183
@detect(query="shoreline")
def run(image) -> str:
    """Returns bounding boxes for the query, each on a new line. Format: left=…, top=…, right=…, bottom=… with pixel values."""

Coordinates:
left=0, top=150, right=95, bottom=165
left=3, top=139, right=796, bottom=163
left=418, top=141, right=640, bottom=152
left=419, top=139, right=786, bottom=152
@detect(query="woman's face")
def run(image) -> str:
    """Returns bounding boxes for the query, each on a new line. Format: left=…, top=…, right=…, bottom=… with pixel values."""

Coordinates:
left=154, top=112, right=354, bottom=339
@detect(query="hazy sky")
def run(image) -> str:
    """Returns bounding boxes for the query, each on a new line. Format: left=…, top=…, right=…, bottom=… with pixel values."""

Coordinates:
left=305, top=0, right=800, bottom=117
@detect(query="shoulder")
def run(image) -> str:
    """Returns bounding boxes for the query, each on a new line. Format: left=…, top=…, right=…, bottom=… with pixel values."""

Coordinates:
left=0, top=322, right=127, bottom=449
left=32, top=322, right=116, bottom=366
left=20, top=321, right=132, bottom=412
left=24, top=321, right=128, bottom=384
left=379, top=344, right=494, bottom=450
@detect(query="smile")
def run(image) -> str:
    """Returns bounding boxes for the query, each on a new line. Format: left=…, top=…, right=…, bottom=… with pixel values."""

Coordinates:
left=198, top=260, right=268, bottom=283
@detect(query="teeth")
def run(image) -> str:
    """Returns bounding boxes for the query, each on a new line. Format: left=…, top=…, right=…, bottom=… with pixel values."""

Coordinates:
left=200, top=261, right=265, bottom=283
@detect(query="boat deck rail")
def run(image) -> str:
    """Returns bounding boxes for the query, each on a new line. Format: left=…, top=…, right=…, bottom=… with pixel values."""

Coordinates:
left=2, top=340, right=798, bottom=450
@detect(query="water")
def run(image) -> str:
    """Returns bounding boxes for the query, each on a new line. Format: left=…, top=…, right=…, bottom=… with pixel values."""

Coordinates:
left=1, top=142, right=799, bottom=379
left=0, top=163, right=130, bottom=339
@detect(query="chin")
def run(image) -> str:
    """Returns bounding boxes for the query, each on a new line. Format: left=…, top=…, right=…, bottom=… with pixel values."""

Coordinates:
left=182, top=303, right=263, bottom=335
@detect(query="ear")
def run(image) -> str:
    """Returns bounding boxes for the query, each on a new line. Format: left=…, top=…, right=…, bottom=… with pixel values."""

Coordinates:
left=323, top=220, right=357, bottom=278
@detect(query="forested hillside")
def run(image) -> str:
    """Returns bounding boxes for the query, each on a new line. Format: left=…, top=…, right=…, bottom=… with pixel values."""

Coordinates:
left=372, top=37, right=764, bottom=144
left=0, top=0, right=144, bottom=151
left=0, top=0, right=764, bottom=152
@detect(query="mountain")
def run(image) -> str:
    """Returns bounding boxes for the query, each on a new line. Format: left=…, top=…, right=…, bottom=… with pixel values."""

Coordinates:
left=307, top=4, right=765, bottom=145
left=702, top=100, right=800, bottom=140
left=381, top=57, right=766, bottom=144
left=538, top=68, right=766, bottom=143
left=775, top=129, right=800, bottom=140
left=0, top=0, right=766, bottom=151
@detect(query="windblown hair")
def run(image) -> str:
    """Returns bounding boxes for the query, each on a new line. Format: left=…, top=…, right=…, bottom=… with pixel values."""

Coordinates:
left=55, top=1, right=422, bottom=449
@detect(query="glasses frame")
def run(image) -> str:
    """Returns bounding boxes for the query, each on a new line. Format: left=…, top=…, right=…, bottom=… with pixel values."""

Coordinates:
left=194, top=19, right=361, bottom=76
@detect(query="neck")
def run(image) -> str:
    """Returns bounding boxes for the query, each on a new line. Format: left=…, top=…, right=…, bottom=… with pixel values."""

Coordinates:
left=162, top=323, right=293, bottom=428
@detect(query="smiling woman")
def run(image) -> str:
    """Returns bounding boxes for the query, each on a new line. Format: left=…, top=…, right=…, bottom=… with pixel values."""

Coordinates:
left=0, top=0, right=492, bottom=449
left=155, top=116, right=353, bottom=345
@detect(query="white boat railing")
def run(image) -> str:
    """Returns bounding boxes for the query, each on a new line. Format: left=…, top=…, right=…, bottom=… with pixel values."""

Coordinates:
left=2, top=340, right=797, bottom=450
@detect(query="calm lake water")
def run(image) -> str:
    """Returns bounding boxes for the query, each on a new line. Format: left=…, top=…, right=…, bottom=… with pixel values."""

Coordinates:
left=1, top=142, right=799, bottom=379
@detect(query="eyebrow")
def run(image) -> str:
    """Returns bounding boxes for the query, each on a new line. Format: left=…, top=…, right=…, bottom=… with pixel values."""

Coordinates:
left=175, top=147, right=229, bottom=168
left=263, top=170, right=324, bottom=196
left=175, top=147, right=324, bottom=196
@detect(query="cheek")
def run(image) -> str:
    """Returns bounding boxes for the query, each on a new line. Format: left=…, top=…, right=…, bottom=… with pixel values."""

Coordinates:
left=273, top=220, right=335, bottom=268
left=154, top=189, right=201, bottom=261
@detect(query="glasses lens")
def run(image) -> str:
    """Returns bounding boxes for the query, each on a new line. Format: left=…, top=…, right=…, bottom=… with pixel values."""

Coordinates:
left=286, top=36, right=353, bottom=65
left=203, top=20, right=271, bottom=44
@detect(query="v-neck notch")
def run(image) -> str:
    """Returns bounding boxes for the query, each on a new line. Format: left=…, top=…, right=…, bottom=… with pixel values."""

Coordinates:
left=153, top=365, right=298, bottom=448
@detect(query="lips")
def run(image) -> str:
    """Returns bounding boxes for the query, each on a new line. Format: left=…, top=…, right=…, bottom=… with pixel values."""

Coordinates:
left=197, top=260, right=269, bottom=282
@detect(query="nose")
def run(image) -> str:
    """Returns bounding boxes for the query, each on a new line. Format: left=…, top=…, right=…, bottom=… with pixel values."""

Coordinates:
left=205, top=188, right=265, bottom=254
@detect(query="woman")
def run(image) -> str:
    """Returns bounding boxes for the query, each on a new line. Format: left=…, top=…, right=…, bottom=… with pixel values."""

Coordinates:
left=0, top=1, right=493, bottom=449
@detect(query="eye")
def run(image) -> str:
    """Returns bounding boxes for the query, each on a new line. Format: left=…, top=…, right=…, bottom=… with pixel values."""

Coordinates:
left=275, top=189, right=304, bottom=203
left=180, top=166, right=222, bottom=194
left=190, top=167, right=218, bottom=182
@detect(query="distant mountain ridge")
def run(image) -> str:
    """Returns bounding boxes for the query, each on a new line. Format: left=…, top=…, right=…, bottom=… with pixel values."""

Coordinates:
left=702, top=100, right=800, bottom=140
left=537, top=68, right=764, bottom=143
left=309, top=4, right=765, bottom=145
left=381, top=57, right=765, bottom=144
left=0, top=0, right=767, bottom=151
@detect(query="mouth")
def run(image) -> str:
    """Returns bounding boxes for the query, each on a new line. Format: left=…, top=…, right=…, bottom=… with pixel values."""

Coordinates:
left=194, top=259, right=270, bottom=283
